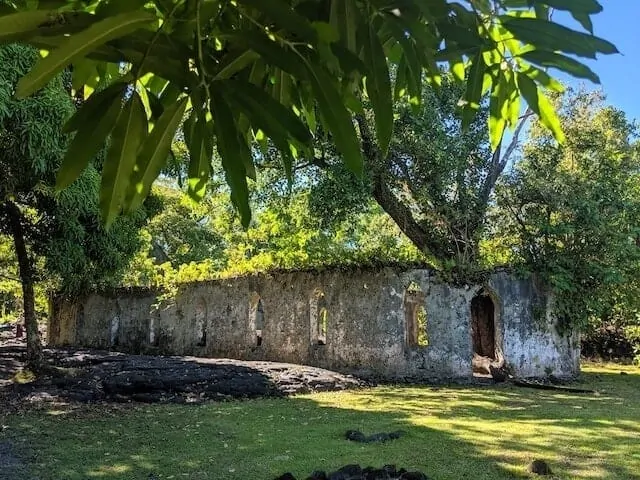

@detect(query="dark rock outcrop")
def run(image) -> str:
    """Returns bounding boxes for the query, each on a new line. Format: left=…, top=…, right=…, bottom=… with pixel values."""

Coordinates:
left=2, top=347, right=367, bottom=406
left=275, top=464, right=430, bottom=480
left=527, top=459, right=552, bottom=475
left=345, top=430, right=405, bottom=443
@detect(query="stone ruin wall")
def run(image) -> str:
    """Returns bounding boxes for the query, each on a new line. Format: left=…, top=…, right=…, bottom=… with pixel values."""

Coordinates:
left=48, top=266, right=580, bottom=381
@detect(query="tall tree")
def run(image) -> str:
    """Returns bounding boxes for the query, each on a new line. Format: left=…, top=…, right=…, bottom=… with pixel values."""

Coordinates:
left=0, top=43, right=147, bottom=368
left=494, top=89, right=640, bottom=330
left=0, top=44, right=74, bottom=366
left=308, top=75, right=528, bottom=275
left=0, top=1, right=616, bottom=226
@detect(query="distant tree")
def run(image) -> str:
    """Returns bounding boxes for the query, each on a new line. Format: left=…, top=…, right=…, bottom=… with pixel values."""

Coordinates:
left=129, top=185, right=226, bottom=268
left=0, top=44, right=147, bottom=368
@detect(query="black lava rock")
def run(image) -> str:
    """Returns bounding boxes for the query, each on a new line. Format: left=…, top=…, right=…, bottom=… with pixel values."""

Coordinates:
left=274, top=473, right=297, bottom=480
left=278, top=464, right=430, bottom=480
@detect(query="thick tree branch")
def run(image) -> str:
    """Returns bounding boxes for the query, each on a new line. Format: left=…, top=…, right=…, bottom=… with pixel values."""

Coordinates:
left=354, top=115, right=446, bottom=258
left=480, top=108, right=533, bottom=208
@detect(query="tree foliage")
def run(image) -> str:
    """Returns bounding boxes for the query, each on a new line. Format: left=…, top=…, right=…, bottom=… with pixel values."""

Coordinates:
left=308, top=75, right=524, bottom=276
left=0, top=43, right=148, bottom=366
left=0, top=0, right=617, bottom=225
left=494, top=90, right=640, bottom=331
left=122, top=176, right=422, bottom=289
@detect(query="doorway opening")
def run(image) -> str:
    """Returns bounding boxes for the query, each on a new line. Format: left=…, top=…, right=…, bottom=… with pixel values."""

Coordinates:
left=471, top=288, right=503, bottom=377
left=471, top=290, right=496, bottom=359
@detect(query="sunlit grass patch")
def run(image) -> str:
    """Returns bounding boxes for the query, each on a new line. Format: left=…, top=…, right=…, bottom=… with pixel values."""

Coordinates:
left=3, top=363, right=639, bottom=480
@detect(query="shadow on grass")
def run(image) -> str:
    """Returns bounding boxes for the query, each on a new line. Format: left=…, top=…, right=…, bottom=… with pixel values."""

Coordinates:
left=4, top=368, right=639, bottom=480
left=0, top=346, right=24, bottom=386
left=361, top=370, right=640, bottom=479
left=6, top=396, right=524, bottom=480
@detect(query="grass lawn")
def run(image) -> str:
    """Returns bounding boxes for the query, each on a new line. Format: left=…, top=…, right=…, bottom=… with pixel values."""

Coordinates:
left=2, top=362, right=639, bottom=480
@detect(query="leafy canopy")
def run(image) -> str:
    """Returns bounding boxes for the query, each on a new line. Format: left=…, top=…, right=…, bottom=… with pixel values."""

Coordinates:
left=493, top=90, right=640, bottom=330
left=0, top=0, right=617, bottom=225
left=309, top=73, right=520, bottom=275
left=0, top=42, right=148, bottom=296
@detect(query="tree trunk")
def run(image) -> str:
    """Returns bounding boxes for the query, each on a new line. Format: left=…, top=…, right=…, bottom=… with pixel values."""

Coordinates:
left=3, top=200, right=43, bottom=369
left=354, top=114, right=451, bottom=259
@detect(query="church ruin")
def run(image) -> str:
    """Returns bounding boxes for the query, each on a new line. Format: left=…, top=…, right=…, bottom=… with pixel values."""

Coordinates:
left=48, top=266, right=580, bottom=381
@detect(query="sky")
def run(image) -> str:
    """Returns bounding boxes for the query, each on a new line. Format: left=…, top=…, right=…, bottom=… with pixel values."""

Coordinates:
left=556, top=1, right=640, bottom=122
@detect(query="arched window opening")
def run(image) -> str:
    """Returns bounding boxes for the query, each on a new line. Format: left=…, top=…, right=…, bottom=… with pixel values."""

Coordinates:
left=110, top=304, right=121, bottom=347
left=318, top=308, right=328, bottom=345
left=404, top=282, right=428, bottom=347
left=195, top=299, right=207, bottom=347
left=250, top=292, right=264, bottom=347
left=149, top=315, right=157, bottom=346
left=310, top=290, right=328, bottom=346
left=471, top=289, right=496, bottom=359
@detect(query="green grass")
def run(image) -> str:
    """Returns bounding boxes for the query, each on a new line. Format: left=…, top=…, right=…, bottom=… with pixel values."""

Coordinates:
left=2, top=363, right=639, bottom=479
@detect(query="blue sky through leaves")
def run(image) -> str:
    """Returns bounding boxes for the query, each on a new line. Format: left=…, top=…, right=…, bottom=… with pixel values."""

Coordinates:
left=557, top=1, right=640, bottom=121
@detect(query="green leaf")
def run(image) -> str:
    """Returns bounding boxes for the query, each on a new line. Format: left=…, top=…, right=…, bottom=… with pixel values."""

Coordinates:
left=95, top=0, right=149, bottom=18
left=394, top=55, right=409, bottom=100
left=235, top=0, right=317, bottom=43
left=56, top=85, right=126, bottom=190
left=451, top=55, right=466, bottom=83
left=100, top=91, right=148, bottom=227
left=330, top=0, right=358, bottom=52
left=362, top=21, right=393, bottom=157
left=534, top=4, right=549, bottom=21
left=384, top=17, right=423, bottom=111
left=312, top=21, right=339, bottom=44
left=214, top=49, right=260, bottom=80
left=298, top=83, right=317, bottom=133
left=462, top=52, right=486, bottom=130
left=248, top=59, right=267, bottom=87
left=489, top=74, right=509, bottom=151
left=125, top=96, right=188, bottom=212
left=516, top=71, right=565, bottom=143
left=210, top=91, right=252, bottom=227
left=521, top=65, right=565, bottom=93
left=159, top=82, right=182, bottom=108
left=520, top=50, right=600, bottom=83
left=62, top=82, right=125, bottom=133
left=0, top=10, right=58, bottom=43
left=571, top=12, right=593, bottom=33
left=143, top=74, right=169, bottom=96
left=331, top=44, right=367, bottom=77
left=16, top=11, right=155, bottom=98
left=186, top=114, right=213, bottom=203
left=270, top=68, right=292, bottom=109
left=303, top=60, right=363, bottom=176
left=225, top=80, right=312, bottom=147
left=223, top=80, right=305, bottom=180
left=530, top=0, right=603, bottom=14
left=501, top=16, right=618, bottom=59
left=506, top=74, right=521, bottom=129
left=70, top=58, right=99, bottom=91
left=220, top=30, right=307, bottom=79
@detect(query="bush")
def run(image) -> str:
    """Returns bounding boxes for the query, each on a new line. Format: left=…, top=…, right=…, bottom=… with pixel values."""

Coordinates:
left=624, top=326, right=640, bottom=365
left=581, top=323, right=636, bottom=360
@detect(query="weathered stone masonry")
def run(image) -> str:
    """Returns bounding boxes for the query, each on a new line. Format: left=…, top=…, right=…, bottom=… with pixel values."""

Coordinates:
left=48, top=266, right=580, bottom=381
